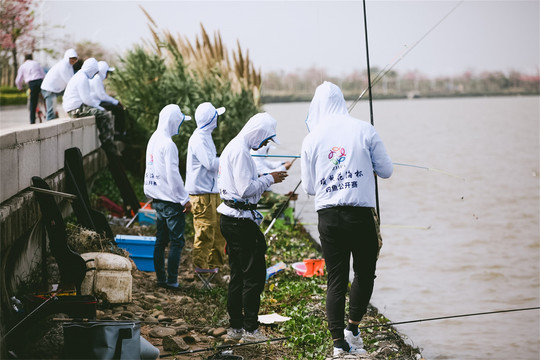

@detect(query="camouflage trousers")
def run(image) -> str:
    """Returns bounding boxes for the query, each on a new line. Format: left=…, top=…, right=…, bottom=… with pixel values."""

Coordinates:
left=259, top=191, right=290, bottom=218
left=372, top=208, right=383, bottom=259
left=68, top=104, right=114, bottom=145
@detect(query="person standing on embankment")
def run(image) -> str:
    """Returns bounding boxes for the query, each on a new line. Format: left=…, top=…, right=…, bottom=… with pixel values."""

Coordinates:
left=301, top=81, right=393, bottom=356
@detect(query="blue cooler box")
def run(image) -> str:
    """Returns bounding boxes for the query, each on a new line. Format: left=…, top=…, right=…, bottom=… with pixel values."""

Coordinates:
left=138, top=208, right=157, bottom=225
left=115, top=235, right=156, bottom=272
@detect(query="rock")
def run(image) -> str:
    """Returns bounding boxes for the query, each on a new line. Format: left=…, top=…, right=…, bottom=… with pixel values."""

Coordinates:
left=172, top=319, right=187, bottom=326
left=126, top=304, right=144, bottom=313
left=145, top=294, right=159, bottom=302
left=175, top=325, right=189, bottom=335
left=162, top=336, right=190, bottom=352
left=158, top=315, right=172, bottom=322
left=176, top=295, right=194, bottom=305
left=182, top=334, right=199, bottom=344
left=120, top=311, right=135, bottom=319
left=203, top=327, right=212, bottom=334
left=211, top=327, right=227, bottom=337
left=149, top=327, right=176, bottom=338
left=144, top=316, right=159, bottom=324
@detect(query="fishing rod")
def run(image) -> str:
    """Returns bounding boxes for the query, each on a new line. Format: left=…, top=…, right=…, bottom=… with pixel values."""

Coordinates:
left=264, top=180, right=302, bottom=236
left=251, top=155, right=463, bottom=178
left=161, top=336, right=290, bottom=357
left=251, top=154, right=300, bottom=159
left=125, top=198, right=152, bottom=228
left=359, top=306, right=540, bottom=330
left=348, top=0, right=465, bottom=112
left=361, top=0, right=380, bottom=223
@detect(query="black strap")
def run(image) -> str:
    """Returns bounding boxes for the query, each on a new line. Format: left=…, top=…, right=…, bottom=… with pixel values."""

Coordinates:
left=223, top=199, right=257, bottom=210
left=113, top=327, right=133, bottom=359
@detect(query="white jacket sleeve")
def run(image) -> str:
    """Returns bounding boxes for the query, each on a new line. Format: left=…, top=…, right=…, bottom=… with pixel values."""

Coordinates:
left=164, top=143, right=190, bottom=206
left=60, top=65, right=74, bottom=89
left=234, top=152, right=274, bottom=199
left=370, top=130, right=393, bottom=179
left=79, top=79, right=104, bottom=110
left=301, top=138, right=316, bottom=196
left=92, top=77, right=118, bottom=105
left=195, top=143, right=219, bottom=171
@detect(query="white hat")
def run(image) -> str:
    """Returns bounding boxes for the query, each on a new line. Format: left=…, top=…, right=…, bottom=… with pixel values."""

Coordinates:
left=195, top=102, right=225, bottom=128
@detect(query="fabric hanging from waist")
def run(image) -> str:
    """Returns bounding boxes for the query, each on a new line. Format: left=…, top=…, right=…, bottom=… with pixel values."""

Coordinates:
left=222, top=199, right=257, bottom=210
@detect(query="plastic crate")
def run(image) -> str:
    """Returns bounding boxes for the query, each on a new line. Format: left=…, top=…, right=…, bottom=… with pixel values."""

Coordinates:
left=138, top=208, right=157, bottom=225
left=115, top=235, right=156, bottom=272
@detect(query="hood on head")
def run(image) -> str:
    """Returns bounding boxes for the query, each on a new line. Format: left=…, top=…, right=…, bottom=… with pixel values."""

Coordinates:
left=194, top=102, right=225, bottom=132
left=97, top=61, right=114, bottom=79
left=81, top=58, right=99, bottom=79
left=64, top=48, right=78, bottom=61
left=239, top=112, right=280, bottom=150
left=157, top=104, right=192, bottom=137
left=305, top=81, right=348, bottom=132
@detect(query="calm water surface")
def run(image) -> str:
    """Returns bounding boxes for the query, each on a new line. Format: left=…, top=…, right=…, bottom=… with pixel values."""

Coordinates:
left=263, top=96, right=540, bottom=360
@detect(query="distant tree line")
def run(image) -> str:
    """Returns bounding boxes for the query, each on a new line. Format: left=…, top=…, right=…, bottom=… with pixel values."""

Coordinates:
left=260, top=67, right=540, bottom=102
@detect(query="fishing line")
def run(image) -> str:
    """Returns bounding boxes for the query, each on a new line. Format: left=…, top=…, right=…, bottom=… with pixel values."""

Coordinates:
left=251, top=155, right=462, bottom=178
left=359, top=306, right=540, bottom=330
left=348, top=0, right=465, bottom=112
left=393, top=162, right=464, bottom=179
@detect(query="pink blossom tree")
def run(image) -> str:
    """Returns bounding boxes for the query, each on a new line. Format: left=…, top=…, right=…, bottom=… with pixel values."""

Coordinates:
left=0, top=0, right=37, bottom=86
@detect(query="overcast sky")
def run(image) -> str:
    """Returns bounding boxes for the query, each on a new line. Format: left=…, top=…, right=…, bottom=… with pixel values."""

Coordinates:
left=38, top=0, right=539, bottom=77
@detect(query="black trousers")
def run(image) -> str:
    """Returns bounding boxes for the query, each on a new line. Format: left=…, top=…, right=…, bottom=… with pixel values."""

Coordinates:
left=220, top=215, right=267, bottom=332
left=28, top=79, right=42, bottom=124
left=100, top=101, right=126, bottom=134
left=318, top=206, right=379, bottom=340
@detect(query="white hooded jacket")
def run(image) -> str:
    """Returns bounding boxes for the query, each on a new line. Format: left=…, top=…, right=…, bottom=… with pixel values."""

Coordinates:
left=41, top=49, right=77, bottom=93
left=144, top=105, right=191, bottom=205
left=90, top=61, right=119, bottom=105
left=62, top=58, right=104, bottom=113
left=217, top=112, right=279, bottom=222
left=185, top=103, right=222, bottom=194
left=301, top=81, right=393, bottom=211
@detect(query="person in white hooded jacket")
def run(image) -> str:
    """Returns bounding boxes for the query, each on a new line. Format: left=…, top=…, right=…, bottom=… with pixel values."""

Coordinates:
left=185, top=102, right=227, bottom=271
left=41, top=48, right=78, bottom=120
left=144, top=104, right=192, bottom=289
left=217, top=112, right=288, bottom=342
left=62, top=58, right=117, bottom=155
left=301, top=81, right=393, bottom=356
left=90, top=61, right=127, bottom=138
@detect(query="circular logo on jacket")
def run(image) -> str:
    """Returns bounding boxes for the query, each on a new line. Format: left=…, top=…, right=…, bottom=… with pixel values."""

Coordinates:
left=328, top=146, right=346, bottom=165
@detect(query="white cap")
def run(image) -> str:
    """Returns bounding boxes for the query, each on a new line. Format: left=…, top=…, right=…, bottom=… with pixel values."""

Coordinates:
left=195, top=102, right=225, bottom=128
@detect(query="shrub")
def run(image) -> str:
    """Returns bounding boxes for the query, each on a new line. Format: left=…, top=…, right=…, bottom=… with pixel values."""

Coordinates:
left=108, top=13, right=262, bottom=176
left=0, top=92, right=27, bottom=106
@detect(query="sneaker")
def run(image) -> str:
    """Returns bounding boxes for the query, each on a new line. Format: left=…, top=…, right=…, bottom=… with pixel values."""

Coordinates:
left=241, top=329, right=268, bottom=343
left=344, top=329, right=364, bottom=348
left=166, top=282, right=181, bottom=291
left=333, top=343, right=367, bottom=357
left=226, top=328, right=244, bottom=341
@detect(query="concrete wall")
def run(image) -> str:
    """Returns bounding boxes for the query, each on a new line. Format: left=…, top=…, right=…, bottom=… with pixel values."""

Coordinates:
left=0, top=116, right=106, bottom=262
left=0, top=116, right=99, bottom=204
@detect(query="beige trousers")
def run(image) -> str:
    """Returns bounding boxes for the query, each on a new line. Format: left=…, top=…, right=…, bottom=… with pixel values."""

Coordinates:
left=191, top=193, right=227, bottom=269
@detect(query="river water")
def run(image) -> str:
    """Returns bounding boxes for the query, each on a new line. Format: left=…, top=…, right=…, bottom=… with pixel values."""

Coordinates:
left=263, top=96, right=539, bottom=360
